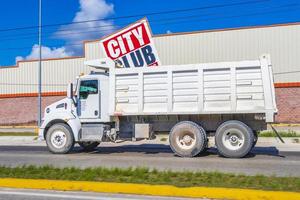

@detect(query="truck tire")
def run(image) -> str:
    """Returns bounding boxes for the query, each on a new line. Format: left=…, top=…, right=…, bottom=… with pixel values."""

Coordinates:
left=46, top=123, right=75, bottom=154
left=78, top=142, right=100, bottom=152
left=169, top=121, right=207, bottom=157
left=215, top=120, right=254, bottom=158
left=252, top=131, right=258, bottom=148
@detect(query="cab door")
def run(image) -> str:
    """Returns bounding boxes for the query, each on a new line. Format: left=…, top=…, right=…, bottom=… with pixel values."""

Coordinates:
left=78, top=79, right=101, bottom=119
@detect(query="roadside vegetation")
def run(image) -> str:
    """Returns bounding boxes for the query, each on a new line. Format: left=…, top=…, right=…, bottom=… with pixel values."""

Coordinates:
left=0, top=132, right=36, bottom=136
left=258, top=130, right=299, bottom=137
left=0, top=166, right=299, bottom=192
left=158, top=130, right=300, bottom=141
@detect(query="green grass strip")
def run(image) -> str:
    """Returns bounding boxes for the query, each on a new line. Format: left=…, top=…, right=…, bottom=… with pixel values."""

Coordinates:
left=258, top=130, right=299, bottom=137
left=0, top=166, right=299, bottom=192
left=0, top=132, right=36, bottom=136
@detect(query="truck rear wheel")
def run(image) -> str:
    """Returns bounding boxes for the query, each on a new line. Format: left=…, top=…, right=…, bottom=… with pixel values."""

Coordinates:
left=46, top=123, right=75, bottom=154
left=215, top=120, right=254, bottom=158
left=78, top=142, right=100, bottom=152
left=252, top=131, right=258, bottom=148
left=169, top=121, right=207, bottom=157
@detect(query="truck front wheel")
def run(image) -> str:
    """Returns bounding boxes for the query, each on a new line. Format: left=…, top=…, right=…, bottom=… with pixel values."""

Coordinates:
left=169, top=121, right=207, bottom=157
left=215, top=120, right=254, bottom=158
left=46, top=123, right=75, bottom=154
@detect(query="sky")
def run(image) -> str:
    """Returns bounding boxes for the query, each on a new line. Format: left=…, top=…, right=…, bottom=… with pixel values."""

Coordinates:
left=0, top=0, right=299, bottom=66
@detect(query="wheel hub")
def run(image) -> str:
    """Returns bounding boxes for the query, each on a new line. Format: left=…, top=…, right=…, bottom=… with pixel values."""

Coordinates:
left=51, top=131, right=67, bottom=148
left=176, top=132, right=196, bottom=150
left=222, top=129, right=245, bottom=151
left=229, top=135, right=238, bottom=144
left=183, top=135, right=192, bottom=144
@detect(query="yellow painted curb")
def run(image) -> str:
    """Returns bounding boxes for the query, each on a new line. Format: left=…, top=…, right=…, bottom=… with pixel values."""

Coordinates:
left=0, top=125, right=38, bottom=134
left=0, top=178, right=299, bottom=200
left=34, top=127, right=39, bottom=134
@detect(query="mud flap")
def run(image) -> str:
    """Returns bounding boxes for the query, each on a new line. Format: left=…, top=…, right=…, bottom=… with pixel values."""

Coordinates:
left=269, top=124, right=285, bottom=143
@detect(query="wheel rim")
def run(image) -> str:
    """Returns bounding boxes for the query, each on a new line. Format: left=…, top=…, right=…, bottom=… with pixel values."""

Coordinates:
left=50, top=130, right=67, bottom=149
left=175, top=131, right=196, bottom=150
left=222, top=128, right=245, bottom=151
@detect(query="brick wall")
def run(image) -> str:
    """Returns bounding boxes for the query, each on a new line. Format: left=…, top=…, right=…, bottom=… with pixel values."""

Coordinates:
left=275, top=87, right=300, bottom=123
left=1, top=87, right=300, bottom=125
left=0, top=96, right=63, bottom=125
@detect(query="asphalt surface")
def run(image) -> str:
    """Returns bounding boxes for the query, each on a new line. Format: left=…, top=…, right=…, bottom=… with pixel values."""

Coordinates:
left=0, top=188, right=203, bottom=200
left=0, top=137, right=299, bottom=177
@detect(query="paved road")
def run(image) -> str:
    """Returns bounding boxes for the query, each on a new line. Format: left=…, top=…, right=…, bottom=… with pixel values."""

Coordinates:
left=0, top=139, right=299, bottom=177
left=0, top=188, right=202, bottom=200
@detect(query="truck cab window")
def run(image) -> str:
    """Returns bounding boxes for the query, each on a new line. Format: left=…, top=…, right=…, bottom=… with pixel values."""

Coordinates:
left=79, top=80, right=98, bottom=99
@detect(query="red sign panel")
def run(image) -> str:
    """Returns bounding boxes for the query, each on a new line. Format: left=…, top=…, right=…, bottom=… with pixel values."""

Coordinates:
left=101, top=18, right=161, bottom=67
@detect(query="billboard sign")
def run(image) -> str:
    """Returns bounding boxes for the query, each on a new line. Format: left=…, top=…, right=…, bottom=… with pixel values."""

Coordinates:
left=101, top=18, right=161, bottom=67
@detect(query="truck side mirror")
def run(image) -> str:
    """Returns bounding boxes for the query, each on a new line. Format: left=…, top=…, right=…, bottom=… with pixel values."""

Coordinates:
left=67, top=83, right=73, bottom=99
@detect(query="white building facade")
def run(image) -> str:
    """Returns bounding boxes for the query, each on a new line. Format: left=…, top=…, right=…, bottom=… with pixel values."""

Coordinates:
left=0, top=22, right=300, bottom=124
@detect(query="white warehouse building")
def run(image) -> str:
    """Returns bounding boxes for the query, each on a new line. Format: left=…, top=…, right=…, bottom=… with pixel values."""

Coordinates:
left=0, top=22, right=300, bottom=124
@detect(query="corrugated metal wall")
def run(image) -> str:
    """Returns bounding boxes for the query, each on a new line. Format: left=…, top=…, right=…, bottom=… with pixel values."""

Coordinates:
left=1, top=23, right=300, bottom=95
left=0, top=57, right=86, bottom=94
left=154, top=25, right=300, bottom=83
left=86, top=24, right=300, bottom=83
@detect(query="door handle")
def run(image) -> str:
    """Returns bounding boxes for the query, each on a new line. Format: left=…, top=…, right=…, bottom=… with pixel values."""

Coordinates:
left=94, top=110, right=98, bottom=116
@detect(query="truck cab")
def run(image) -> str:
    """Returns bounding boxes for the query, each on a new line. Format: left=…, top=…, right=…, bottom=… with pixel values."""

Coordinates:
left=77, top=72, right=110, bottom=122
left=39, top=59, right=116, bottom=153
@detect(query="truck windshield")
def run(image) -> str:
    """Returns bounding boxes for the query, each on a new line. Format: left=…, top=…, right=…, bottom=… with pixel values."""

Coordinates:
left=79, top=80, right=98, bottom=99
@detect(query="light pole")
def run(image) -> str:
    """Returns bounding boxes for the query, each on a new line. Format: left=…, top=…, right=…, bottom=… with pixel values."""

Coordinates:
left=38, top=0, right=42, bottom=127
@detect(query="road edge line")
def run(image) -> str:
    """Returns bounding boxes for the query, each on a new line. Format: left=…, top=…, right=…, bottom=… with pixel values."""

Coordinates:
left=0, top=178, right=299, bottom=200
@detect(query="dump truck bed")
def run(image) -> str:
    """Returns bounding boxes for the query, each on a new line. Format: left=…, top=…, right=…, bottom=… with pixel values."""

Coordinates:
left=109, top=55, right=277, bottom=122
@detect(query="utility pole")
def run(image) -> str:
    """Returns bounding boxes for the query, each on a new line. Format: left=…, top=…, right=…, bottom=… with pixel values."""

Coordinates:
left=38, top=0, right=42, bottom=127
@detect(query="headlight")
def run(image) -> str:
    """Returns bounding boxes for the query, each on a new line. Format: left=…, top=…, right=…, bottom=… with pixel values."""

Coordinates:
left=46, top=107, right=51, bottom=114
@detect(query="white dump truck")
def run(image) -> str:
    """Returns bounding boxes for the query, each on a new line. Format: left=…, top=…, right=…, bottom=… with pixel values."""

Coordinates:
left=39, top=55, right=277, bottom=158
